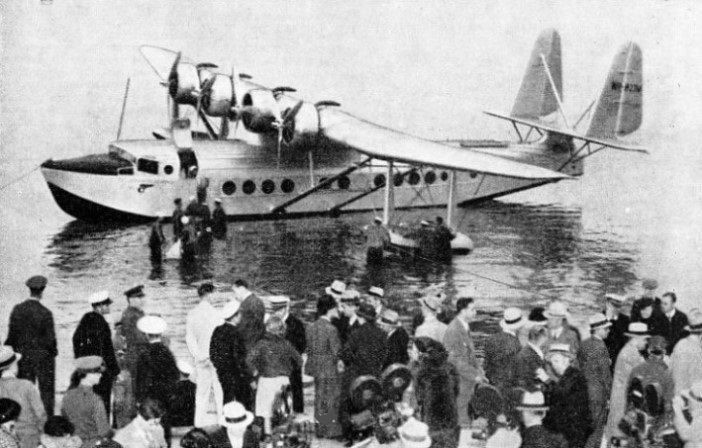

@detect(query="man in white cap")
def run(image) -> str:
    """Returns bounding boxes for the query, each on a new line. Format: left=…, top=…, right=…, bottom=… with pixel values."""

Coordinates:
left=605, top=322, right=650, bottom=441
left=484, top=307, right=523, bottom=393
left=365, top=216, right=390, bottom=266
left=186, top=282, right=224, bottom=427
left=670, top=308, right=702, bottom=395
left=603, top=293, right=630, bottom=369
left=544, top=301, right=580, bottom=355
left=269, top=296, right=307, bottom=414
left=135, top=315, right=180, bottom=445
left=72, top=290, right=120, bottom=417
left=516, top=391, right=567, bottom=448
left=577, top=313, right=612, bottom=448
left=414, top=294, right=447, bottom=343
left=210, top=300, right=254, bottom=411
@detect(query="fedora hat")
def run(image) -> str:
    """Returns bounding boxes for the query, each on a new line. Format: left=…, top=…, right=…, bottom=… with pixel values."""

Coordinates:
left=137, top=315, right=167, bottom=335
left=546, top=343, right=575, bottom=360
left=685, top=308, right=702, bottom=334
left=369, top=286, right=384, bottom=298
left=398, top=417, right=431, bottom=448
left=0, top=346, right=21, bottom=371
left=605, top=293, right=626, bottom=306
left=379, top=309, right=401, bottom=328
left=325, top=280, right=346, bottom=297
left=515, top=390, right=550, bottom=412
left=544, top=301, right=569, bottom=319
left=625, top=322, right=650, bottom=338
left=500, top=307, right=524, bottom=331
left=589, top=313, right=612, bottom=330
left=221, top=401, right=254, bottom=428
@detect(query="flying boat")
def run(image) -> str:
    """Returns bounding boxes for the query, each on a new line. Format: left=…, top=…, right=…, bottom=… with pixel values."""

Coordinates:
left=40, top=29, right=647, bottom=254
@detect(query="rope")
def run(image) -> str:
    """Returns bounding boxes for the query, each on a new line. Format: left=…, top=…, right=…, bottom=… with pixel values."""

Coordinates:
left=0, top=165, right=41, bottom=193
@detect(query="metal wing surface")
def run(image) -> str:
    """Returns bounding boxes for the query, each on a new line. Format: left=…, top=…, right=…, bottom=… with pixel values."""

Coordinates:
left=320, top=108, right=570, bottom=181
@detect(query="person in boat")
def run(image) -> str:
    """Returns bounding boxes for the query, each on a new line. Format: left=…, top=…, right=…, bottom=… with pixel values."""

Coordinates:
left=365, top=216, right=390, bottom=266
left=172, top=198, right=184, bottom=242
left=211, top=198, right=227, bottom=240
left=149, top=213, right=166, bottom=263
left=433, top=216, right=454, bottom=261
left=415, top=220, right=435, bottom=261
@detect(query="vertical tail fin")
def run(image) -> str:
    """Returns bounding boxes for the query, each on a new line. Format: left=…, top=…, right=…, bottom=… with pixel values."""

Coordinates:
left=586, top=42, right=643, bottom=139
left=511, top=29, right=563, bottom=120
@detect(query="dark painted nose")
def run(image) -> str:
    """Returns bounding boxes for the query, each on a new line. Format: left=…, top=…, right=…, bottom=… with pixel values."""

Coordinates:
left=42, top=154, right=133, bottom=175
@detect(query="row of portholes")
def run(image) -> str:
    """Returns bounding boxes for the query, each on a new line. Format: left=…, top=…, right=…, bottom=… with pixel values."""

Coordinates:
left=221, top=178, right=297, bottom=196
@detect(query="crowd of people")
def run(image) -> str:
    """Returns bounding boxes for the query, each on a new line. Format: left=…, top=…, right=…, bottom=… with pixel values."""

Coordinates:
left=1, top=273, right=702, bottom=448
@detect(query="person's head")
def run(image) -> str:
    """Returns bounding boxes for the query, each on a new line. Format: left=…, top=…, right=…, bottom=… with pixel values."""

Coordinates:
left=435, top=216, right=444, bottom=225
left=661, top=292, right=677, bottom=314
left=605, top=294, right=626, bottom=313
left=642, top=278, right=659, bottom=298
left=367, top=286, right=384, bottom=310
left=233, top=279, right=250, bottom=300
left=546, top=344, right=574, bottom=376
left=317, top=295, right=338, bottom=319
left=43, top=416, right=75, bottom=438
left=124, top=285, right=146, bottom=309
left=516, top=391, right=549, bottom=427
left=378, top=309, right=401, bottom=334
left=589, top=313, right=612, bottom=339
left=221, top=301, right=241, bottom=326
left=88, top=290, right=112, bottom=315
left=0, top=346, right=21, bottom=377
left=71, top=356, right=104, bottom=388
left=357, top=303, right=377, bottom=324
left=220, top=401, right=254, bottom=438
left=180, top=428, right=214, bottom=448
left=137, top=316, right=168, bottom=342
left=138, top=398, right=165, bottom=423
left=456, top=297, right=476, bottom=322
left=638, top=297, right=655, bottom=319
left=174, top=198, right=182, bottom=210
left=340, top=296, right=359, bottom=317
left=197, top=282, right=214, bottom=299
left=421, top=295, right=441, bottom=317
left=626, top=323, right=650, bottom=350
left=647, top=336, right=667, bottom=359
left=266, top=316, right=286, bottom=337
left=0, top=398, right=21, bottom=433
left=26, top=275, right=47, bottom=298
left=373, top=216, right=383, bottom=226
left=412, top=336, right=448, bottom=366
left=268, top=296, right=290, bottom=319
left=686, top=308, right=702, bottom=339
left=214, top=198, right=222, bottom=208
left=545, top=301, right=568, bottom=330
left=528, top=326, right=549, bottom=349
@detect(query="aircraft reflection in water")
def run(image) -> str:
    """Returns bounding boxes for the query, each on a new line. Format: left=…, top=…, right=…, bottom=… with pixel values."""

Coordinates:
left=40, top=29, right=647, bottom=254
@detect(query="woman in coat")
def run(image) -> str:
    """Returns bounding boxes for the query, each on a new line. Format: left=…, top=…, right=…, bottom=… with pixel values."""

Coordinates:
left=0, top=347, right=47, bottom=448
left=113, top=398, right=167, bottom=448
left=413, top=337, right=460, bottom=448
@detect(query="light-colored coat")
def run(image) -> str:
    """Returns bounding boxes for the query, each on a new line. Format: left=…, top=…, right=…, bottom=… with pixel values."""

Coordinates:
left=442, top=317, right=483, bottom=427
left=305, top=318, right=341, bottom=379
left=113, top=415, right=167, bottom=448
left=0, top=375, right=46, bottom=448
left=605, top=341, right=645, bottom=440
left=670, top=335, right=702, bottom=395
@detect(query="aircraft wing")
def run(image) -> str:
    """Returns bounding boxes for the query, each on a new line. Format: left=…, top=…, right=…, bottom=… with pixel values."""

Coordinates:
left=320, top=108, right=571, bottom=181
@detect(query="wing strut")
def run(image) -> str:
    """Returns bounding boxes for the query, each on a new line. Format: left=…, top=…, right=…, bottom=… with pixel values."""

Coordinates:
left=383, top=161, right=394, bottom=225
left=446, top=170, right=457, bottom=227
left=270, top=158, right=372, bottom=215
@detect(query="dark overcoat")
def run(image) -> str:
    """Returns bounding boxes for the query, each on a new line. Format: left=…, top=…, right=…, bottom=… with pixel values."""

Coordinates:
left=662, top=310, right=689, bottom=354
left=512, top=344, right=546, bottom=391
left=483, top=331, right=521, bottom=391
left=577, top=336, right=611, bottom=428
left=339, top=321, right=388, bottom=379
left=332, top=315, right=361, bottom=345
left=285, top=314, right=306, bottom=413
left=521, top=425, right=568, bottom=448
left=415, top=356, right=460, bottom=432
left=135, top=342, right=180, bottom=405
left=210, top=323, right=254, bottom=410
left=239, top=293, right=266, bottom=351
left=604, top=312, right=630, bottom=369
left=202, top=425, right=260, bottom=448
left=73, top=312, right=120, bottom=377
left=543, top=366, right=593, bottom=448
left=120, top=306, right=147, bottom=377
left=383, top=327, right=410, bottom=369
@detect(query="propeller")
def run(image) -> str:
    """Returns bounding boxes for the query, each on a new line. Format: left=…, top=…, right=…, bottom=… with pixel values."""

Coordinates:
left=195, top=76, right=216, bottom=130
left=273, top=100, right=305, bottom=168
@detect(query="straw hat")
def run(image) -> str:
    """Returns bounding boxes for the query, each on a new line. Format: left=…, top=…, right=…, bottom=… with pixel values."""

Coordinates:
left=398, top=417, right=431, bottom=448
left=625, top=322, right=650, bottom=338
left=379, top=309, right=401, bottom=328
left=221, top=401, right=254, bottom=429
left=499, top=307, right=524, bottom=331
left=544, top=301, right=569, bottom=319
left=369, top=286, right=384, bottom=298
left=515, top=390, right=549, bottom=412
left=0, top=346, right=21, bottom=371
left=589, top=313, right=612, bottom=330
left=685, top=308, right=702, bottom=334
left=546, top=343, right=575, bottom=360
left=605, top=293, right=626, bottom=306
left=325, top=280, right=346, bottom=297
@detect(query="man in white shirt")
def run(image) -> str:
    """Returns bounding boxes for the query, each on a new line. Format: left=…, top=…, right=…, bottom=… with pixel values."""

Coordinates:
left=186, top=282, right=224, bottom=427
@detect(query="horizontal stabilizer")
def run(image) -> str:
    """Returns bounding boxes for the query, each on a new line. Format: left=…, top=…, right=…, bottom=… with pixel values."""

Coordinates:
left=485, top=111, right=648, bottom=153
left=321, top=108, right=571, bottom=181
left=511, top=29, right=563, bottom=120
left=586, top=42, right=643, bottom=139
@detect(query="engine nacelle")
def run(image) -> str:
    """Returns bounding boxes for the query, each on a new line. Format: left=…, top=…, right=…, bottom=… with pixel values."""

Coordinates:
left=240, top=89, right=281, bottom=134
left=169, top=62, right=200, bottom=106
left=283, top=102, right=320, bottom=150
left=200, top=73, right=233, bottom=117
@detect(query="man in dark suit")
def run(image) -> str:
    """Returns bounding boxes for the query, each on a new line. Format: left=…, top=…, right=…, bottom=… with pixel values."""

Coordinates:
left=603, top=294, right=630, bottom=370
left=234, top=279, right=265, bottom=351
left=378, top=309, right=409, bottom=369
left=211, top=301, right=254, bottom=411
left=484, top=307, right=524, bottom=392
left=577, top=313, right=612, bottom=448
left=5, top=275, right=57, bottom=416
left=269, top=296, right=307, bottom=414
left=513, top=325, right=549, bottom=391
left=120, top=285, right=149, bottom=400
left=73, top=290, right=121, bottom=416
left=660, top=292, right=689, bottom=353
left=333, top=292, right=361, bottom=344
left=517, top=391, right=568, bottom=448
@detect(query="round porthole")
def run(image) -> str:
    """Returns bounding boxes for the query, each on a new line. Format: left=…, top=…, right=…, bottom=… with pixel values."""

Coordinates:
left=408, top=171, right=420, bottom=185
left=164, top=165, right=174, bottom=175
left=243, top=180, right=256, bottom=195
left=281, top=179, right=295, bottom=193
left=440, top=172, right=449, bottom=181
left=393, top=173, right=404, bottom=187
left=374, top=174, right=386, bottom=187
left=338, top=175, right=351, bottom=190
left=470, top=171, right=478, bottom=179
left=262, top=180, right=275, bottom=194
left=222, top=181, right=236, bottom=196
left=425, top=171, right=436, bottom=184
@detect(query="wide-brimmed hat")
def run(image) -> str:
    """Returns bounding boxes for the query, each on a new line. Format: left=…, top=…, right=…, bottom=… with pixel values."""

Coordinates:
left=267, top=296, right=290, bottom=312
left=421, top=295, right=442, bottom=312
left=340, top=289, right=361, bottom=304
left=88, top=290, right=112, bottom=307
left=379, top=309, right=401, bottom=328
left=625, top=322, right=650, bottom=338
left=25, top=275, right=47, bottom=289
left=515, top=390, right=550, bottom=411
left=642, top=278, right=659, bottom=290
left=589, top=313, right=612, bottom=330
left=221, top=401, right=254, bottom=428
left=325, top=280, right=346, bottom=297
left=75, top=356, right=105, bottom=373
left=0, top=398, right=21, bottom=424
left=546, top=343, right=575, bottom=360
left=220, top=301, right=241, bottom=320
left=500, top=307, right=524, bottom=331
left=685, top=308, right=702, bottom=334
left=357, top=303, right=377, bottom=321
left=369, top=286, right=384, bottom=298
left=137, top=315, right=167, bottom=335
left=0, top=346, right=21, bottom=371
left=605, top=293, right=626, bottom=306
left=398, top=417, right=431, bottom=448
left=544, top=301, right=569, bottom=319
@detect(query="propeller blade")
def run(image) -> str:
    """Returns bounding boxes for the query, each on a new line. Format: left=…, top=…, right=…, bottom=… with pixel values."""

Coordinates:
left=281, top=100, right=304, bottom=144
left=167, top=52, right=182, bottom=98
left=220, top=116, right=229, bottom=139
left=277, top=126, right=283, bottom=169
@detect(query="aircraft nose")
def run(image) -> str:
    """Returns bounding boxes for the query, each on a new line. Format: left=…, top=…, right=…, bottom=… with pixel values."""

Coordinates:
left=41, top=154, right=133, bottom=175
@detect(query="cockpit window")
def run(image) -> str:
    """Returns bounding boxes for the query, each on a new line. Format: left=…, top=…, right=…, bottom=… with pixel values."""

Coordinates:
left=137, top=158, right=159, bottom=175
